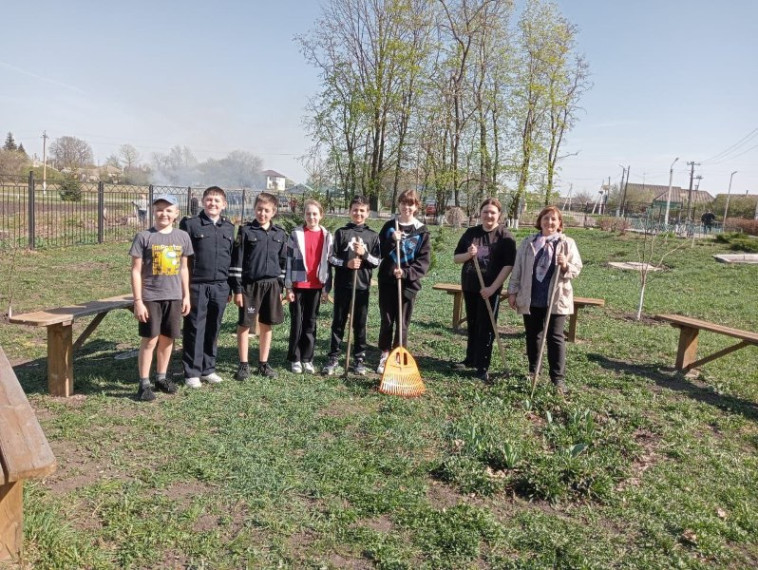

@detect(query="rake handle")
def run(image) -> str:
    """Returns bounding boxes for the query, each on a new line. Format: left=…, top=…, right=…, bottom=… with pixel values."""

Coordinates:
left=343, top=269, right=358, bottom=377
left=395, top=218, right=403, bottom=348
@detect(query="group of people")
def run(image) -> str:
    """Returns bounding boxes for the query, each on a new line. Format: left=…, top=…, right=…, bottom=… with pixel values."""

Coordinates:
left=129, top=187, right=581, bottom=402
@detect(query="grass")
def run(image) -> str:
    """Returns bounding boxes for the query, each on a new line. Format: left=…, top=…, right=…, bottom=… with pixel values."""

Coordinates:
left=1, top=225, right=757, bottom=569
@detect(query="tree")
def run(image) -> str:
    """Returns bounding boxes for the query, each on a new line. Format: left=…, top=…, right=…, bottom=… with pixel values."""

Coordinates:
left=17, top=142, right=27, bottom=157
left=50, top=136, right=94, bottom=170
left=105, top=154, right=121, bottom=168
left=3, top=132, right=18, bottom=151
left=0, top=149, right=29, bottom=177
left=152, top=146, right=198, bottom=185
left=197, top=150, right=263, bottom=187
left=119, top=144, right=141, bottom=171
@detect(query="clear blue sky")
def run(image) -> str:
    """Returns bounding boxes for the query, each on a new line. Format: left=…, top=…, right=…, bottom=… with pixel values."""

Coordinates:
left=2, top=0, right=756, bottom=197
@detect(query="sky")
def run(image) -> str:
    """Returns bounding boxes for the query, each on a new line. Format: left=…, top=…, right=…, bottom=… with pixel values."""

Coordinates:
left=2, top=0, right=756, bottom=198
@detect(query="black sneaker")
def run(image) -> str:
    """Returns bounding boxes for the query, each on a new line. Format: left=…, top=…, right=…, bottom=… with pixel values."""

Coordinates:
left=155, top=377, right=178, bottom=394
left=322, top=357, right=340, bottom=376
left=475, top=369, right=490, bottom=384
left=235, top=363, right=250, bottom=381
left=352, top=358, right=367, bottom=376
left=137, top=383, right=156, bottom=402
left=257, top=363, right=278, bottom=378
left=452, top=360, right=472, bottom=371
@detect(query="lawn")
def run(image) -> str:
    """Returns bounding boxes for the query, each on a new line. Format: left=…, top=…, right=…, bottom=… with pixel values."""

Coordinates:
left=1, top=224, right=757, bottom=569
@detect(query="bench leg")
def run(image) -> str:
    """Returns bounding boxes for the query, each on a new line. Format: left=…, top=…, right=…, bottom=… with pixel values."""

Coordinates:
left=567, top=311, right=579, bottom=343
left=675, top=326, right=699, bottom=371
left=48, top=323, right=74, bottom=397
left=0, top=481, right=23, bottom=561
left=452, top=293, right=463, bottom=332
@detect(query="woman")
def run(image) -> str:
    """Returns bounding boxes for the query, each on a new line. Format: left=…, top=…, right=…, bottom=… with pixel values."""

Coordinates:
left=507, top=206, right=582, bottom=393
left=284, top=199, right=333, bottom=373
left=453, top=198, right=516, bottom=383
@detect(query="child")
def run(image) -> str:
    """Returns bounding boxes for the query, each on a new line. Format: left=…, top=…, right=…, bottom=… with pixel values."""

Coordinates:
left=179, top=186, right=235, bottom=388
left=322, top=196, right=380, bottom=376
left=129, top=194, right=193, bottom=401
left=230, top=192, right=287, bottom=379
left=375, top=189, right=431, bottom=373
left=284, top=199, right=334, bottom=373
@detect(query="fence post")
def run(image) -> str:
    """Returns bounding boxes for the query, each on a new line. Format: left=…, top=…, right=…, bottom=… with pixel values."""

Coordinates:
left=241, top=188, right=247, bottom=222
left=97, top=181, right=105, bottom=244
left=186, top=187, right=192, bottom=217
left=148, top=185, right=154, bottom=228
left=27, top=171, right=35, bottom=250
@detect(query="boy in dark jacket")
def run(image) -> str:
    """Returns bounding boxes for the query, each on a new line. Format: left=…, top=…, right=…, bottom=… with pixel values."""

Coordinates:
left=376, top=189, right=431, bottom=373
left=179, top=186, right=235, bottom=388
left=322, top=196, right=380, bottom=376
left=229, top=192, right=287, bottom=379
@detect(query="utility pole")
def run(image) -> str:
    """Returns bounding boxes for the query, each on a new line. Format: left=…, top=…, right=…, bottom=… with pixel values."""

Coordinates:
left=723, top=171, right=738, bottom=226
left=42, top=130, right=48, bottom=192
left=620, top=166, right=630, bottom=217
left=664, top=157, right=679, bottom=227
left=616, top=166, right=626, bottom=217
left=685, top=161, right=700, bottom=223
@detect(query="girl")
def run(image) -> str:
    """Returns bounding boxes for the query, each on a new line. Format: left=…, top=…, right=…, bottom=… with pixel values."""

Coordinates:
left=284, top=199, right=334, bottom=373
left=376, top=189, right=431, bottom=373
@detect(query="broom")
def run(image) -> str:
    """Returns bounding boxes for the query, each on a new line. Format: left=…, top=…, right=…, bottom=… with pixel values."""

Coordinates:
left=472, top=255, right=507, bottom=375
left=530, top=239, right=565, bottom=398
left=379, top=219, right=425, bottom=397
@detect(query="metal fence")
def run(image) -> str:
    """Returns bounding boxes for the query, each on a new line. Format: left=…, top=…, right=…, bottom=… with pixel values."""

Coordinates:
left=0, top=174, right=275, bottom=250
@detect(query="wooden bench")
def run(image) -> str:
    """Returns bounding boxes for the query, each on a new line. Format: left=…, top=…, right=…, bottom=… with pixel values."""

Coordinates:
left=0, top=345, right=57, bottom=561
left=432, top=283, right=604, bottom=342
left=9, top=294, right=134, bottom=397
left=657, top=314, right=758, bottom=373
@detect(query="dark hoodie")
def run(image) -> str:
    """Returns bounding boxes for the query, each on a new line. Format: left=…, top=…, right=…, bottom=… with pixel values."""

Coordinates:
left=377, top=217, right=431, bottom=294
left=328, top=222, right=381, bottom=291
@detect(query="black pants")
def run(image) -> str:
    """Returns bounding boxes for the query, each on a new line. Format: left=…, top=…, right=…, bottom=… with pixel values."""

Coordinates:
left=523, top=308, right=567, bottom=383
left=287, top=288, right=322, bottom=363
left=378, top=282, right=416, bottom=352
left=463, top=289, right=501, bottom=373
left=183, top=281, right=229, bottom=378
left=328, top=287, right=369, bottom=359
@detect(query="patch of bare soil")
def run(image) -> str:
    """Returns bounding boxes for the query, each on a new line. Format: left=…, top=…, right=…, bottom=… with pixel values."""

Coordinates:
left=426, top=479, right=463, bottom=510
left=615, top=428, right=662, bottom=492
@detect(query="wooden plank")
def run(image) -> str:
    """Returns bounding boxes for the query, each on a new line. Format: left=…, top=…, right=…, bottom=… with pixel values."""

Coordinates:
left=682, top=340, right=750, bottom=372
left=8, top=294, right=134, bottom=328
left=675, top=326, right=700, bottom=371
left=0, top=348, right=57, bottom=483
left=72, top=312, right=108, bottom=352
left=0, top=481, right=22, bottom=561
left=47, top=323, right=74, bottom=398
left=658, top=314, right=758, bottom=344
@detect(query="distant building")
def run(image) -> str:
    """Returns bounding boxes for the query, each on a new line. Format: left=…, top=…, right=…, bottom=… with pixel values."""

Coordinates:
left=262, top=170, right=286, bottom=192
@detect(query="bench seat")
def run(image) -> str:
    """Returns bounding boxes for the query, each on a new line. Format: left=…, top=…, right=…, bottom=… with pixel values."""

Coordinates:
left=657, top=314, right=758, bottom=373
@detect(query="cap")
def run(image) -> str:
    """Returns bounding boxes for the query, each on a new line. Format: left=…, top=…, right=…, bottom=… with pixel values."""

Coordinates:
left=152, top=194, right=178, bottom=206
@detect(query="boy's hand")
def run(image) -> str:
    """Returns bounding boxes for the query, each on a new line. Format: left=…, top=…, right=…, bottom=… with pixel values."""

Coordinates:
left=181, top=297, right=191, bottom=316
left=393, top=268, right=403, bottom=279
left=234, top=293, right=244, bottom=308
left=392, top=229, right=404, bottom=242
left=347, top=258, right=362, bottom=269
left=134, top=300, right=149, bottom=323
left=480, top=285, right=496, bottom=299
left=352, top=241, right=366, bottom=256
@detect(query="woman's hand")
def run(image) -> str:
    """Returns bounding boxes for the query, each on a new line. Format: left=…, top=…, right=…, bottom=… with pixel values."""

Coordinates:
left=468, top=244, right=478, bottom=259
left=507, top=293, right=517, bottom=310
left=557, top=252, right=568, bottom=272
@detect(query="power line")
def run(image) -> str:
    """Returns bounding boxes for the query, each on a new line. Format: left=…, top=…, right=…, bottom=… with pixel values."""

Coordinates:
left=702, top=127, right=758, bottom=164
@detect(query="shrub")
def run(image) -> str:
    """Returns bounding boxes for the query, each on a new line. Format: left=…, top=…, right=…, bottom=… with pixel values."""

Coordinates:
left=59, top=174, right=82, bottom=202
left=732, top=218, right=758, bottom=236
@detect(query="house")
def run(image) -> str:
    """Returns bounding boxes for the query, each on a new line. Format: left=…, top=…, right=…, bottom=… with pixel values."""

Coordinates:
left=650, top=186, right=714, bottom=210
left=262, top=170, right=286, bottom=192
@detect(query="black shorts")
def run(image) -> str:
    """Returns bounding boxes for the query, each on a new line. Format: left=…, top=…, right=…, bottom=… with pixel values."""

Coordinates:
left=139, top=300, right=182, bottom=339
left=237, top=279, right=284, bottom=328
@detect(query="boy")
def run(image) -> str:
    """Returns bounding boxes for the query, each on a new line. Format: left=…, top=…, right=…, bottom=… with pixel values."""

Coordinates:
left=230, top=192, right=287, bottom=379
left=179, top=186, right=235, bottom=388
left=129, top=194, right=193, bottom=401
left=375, top=189, right=431, bottom=373
left=322, top=196, right=381, bottom=375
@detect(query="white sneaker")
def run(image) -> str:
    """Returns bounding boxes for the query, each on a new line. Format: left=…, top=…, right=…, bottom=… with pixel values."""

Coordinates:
left=376, top=352, right=389, bottom=374
left=185, top=377, right=202, bottom=389
left=201, top=372, right=223, bottom=384
left=291, top=361, right=303, bottom=374
left=302, top=362, right=315, bottom=374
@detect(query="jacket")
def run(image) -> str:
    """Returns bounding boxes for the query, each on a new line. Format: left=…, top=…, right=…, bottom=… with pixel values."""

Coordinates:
left=329, top=223, right=380, bottom=291
left=179, top=212, right=235, bottom=284
left=507, top=233, right=583, bottom=315
left=377, top=217, right=431, bottom=293
left=284, top=225, right=333, bottom=289
left=229, top=220, right=287, bottom=293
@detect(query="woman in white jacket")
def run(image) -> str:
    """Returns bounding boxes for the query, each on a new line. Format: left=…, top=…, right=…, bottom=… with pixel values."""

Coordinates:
left=507, top=206, right=582, bottom=393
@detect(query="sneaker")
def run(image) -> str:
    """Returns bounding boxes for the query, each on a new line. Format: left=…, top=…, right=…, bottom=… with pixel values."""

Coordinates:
left=257, top=362, right=278, bottom=378
left=156, top=377, right=178, bottom=394
left=184, top=377, right=202, bottom=389
left=376, top=352, right=389, bottom=374
left=137, top=383, right=156, bottom=402
left=553, top=378, right=567, bottom=395
left=475, top=369, right=490, bottom=384
left=235, top=363, right=250, bottom=381
left=322, top=357, right=340, bottom=376
left=452, top=360, right=472, bottom=371
left=302, top=362, right=315, bottom=374
left=291, top=361, right=303, bottom=374
left=201, top=372, right=223, bottom=384
left=352, top=358, right=367, bottom=376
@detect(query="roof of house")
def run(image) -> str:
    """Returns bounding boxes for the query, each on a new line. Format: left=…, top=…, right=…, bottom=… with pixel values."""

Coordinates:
left=652, top=187, right=714, bottom=204
left=262, top=169, right=285, bottom=178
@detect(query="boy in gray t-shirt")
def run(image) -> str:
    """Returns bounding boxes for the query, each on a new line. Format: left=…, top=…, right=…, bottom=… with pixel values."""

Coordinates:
left=129, top=194, right=193, bottom=401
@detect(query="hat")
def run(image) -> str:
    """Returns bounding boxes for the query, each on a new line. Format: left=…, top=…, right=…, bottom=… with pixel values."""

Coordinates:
left=152, top=194, right=178, bottom=206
